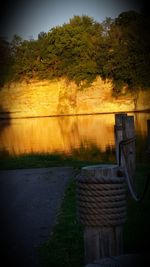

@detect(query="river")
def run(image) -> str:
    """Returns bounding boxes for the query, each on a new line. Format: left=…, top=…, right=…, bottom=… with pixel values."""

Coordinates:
left=0, top=112, right=149, bottom=162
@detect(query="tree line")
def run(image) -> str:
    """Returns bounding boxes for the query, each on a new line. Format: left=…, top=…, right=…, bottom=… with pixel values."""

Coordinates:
left=0, top=10, right=150, bottom=95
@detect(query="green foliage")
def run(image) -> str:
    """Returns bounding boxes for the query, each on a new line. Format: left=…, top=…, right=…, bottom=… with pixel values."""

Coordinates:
left=106, top=11, right=150, bottom=94
left=1, top=12, right=150, bottom=94
left=0, top=38, right=13, bottom=86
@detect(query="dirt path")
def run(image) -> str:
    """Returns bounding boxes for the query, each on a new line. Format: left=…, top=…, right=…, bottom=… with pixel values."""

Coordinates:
left=0, top=166, right=76, bottom=266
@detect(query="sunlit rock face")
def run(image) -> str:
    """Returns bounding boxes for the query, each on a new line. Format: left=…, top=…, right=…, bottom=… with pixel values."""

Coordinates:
left=0, top=77, right=149, bottom=118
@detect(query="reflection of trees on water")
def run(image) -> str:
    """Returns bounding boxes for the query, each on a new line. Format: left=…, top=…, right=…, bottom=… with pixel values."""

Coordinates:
left=134, top=112, right=150, bottom=135
left=0, top=113, right=149, bottom=163
left=57, top=116, right=116, bottom=162
left=0, top=106, right=11, bottom=159
left=0, top=149, right=10, bottom=160
left=0, top=106, right=11, bottom=126
left=58, top=115, right=80, bottom=151
left=71, top=142, right=116, bottom=163
left=134, top=113, right=150, bottom=163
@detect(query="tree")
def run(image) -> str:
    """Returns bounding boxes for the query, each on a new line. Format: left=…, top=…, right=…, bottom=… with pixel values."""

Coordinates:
left=2, top=12, right=150, bottom=95
left=36, top=15, right=104, bottom=84
left=105, top=11, right=150, bottom=94
left=0, top=37, right=13, bottom=86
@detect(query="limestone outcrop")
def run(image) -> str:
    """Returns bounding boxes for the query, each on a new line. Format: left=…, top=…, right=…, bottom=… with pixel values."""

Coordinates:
left=0, top=77, right=149, bottom=118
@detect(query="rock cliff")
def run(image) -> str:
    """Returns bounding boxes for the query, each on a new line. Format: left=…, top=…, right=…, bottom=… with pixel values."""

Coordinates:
left=0, top=77, right=149, bottom=118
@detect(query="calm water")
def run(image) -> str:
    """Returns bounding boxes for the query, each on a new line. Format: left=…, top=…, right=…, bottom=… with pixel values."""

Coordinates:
left=0, top=112, right=150, bottom=162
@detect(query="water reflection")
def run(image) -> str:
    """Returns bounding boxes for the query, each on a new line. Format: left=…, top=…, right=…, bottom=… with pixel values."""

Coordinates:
left=0, top=106, right=11, bottom=128
left=0, top=113, right=149, bottom=161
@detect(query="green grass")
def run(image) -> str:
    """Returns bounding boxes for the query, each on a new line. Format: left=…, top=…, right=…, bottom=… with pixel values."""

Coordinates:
left=0, top=154, right=79, bottom=170
left=39, top=178, right=84, bottom=267
left=0, top=153, right=91, bottom=170
left=0, top=149, right=115, bottom=170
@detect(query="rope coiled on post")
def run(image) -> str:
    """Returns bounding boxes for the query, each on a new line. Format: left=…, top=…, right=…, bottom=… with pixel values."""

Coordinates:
left=76, top=169, right=127, bottom=227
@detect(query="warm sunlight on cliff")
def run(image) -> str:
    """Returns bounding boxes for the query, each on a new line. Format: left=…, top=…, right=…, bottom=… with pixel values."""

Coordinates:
left=0, top=77, right=149, bottom=119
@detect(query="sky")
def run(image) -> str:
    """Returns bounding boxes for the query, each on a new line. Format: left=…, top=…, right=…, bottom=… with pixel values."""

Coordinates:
left=0, top=0, right=145, bottom=41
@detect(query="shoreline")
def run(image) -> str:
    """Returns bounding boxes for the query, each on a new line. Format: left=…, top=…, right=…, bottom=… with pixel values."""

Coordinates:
left=0, top=109, right=150, bottom=120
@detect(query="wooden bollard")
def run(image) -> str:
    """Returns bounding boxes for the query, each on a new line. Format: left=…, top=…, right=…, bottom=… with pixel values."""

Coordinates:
left=76, top=164, right=126, bottom=264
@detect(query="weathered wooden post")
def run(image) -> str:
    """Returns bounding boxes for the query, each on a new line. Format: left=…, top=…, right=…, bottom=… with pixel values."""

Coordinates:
left=114, top=113, right=127, bottom=166
left=76, top=164, right=126, bottom=264
left=114, top=113, right=136, bottom=182
left=76, top=113, right=137, bottom=265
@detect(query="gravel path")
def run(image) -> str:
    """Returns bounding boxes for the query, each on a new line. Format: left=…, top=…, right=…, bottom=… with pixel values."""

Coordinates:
left=0, top=167, right=76, bottom=267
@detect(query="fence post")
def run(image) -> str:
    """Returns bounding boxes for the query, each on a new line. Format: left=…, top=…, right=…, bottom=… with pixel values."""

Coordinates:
left=114, top=113, right=127, bottom=167
left=124, top=115, right=136, bottom=181
left=76, top=164, right=126, bottom=264
left=76, top=113, right=137, bottom=265
left=114, top=113, right=136, bottom=181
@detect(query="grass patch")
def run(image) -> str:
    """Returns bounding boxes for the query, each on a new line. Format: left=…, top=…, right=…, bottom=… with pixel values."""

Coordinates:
left=0, top=149, right=115, bottom=170
left=0, top=153, right=91, bottom=170
left=39, top=177, right=84, bottom=267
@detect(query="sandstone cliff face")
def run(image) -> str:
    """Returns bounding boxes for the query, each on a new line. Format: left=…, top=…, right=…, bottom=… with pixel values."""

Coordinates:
left=0, top=77, right=149, bottom=118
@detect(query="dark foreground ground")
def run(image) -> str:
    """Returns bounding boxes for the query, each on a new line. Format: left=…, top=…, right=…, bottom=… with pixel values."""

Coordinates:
left=0, top=167, right=76, bottom=267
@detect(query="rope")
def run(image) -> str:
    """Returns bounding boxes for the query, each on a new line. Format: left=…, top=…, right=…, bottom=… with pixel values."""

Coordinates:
left=79, top=216, right=126, bottom=227
left=79, top=213, right=126, bottom=221
left=77, top=199, right=126, bottom=209
left=77, top=193, right=126, bottom=202
left=76, top=135, right=149, bottom=228
left=77, top=188, right=126, bottom=197
left=78, top=206, right=126, bottom=215
left=119, top=138, right=150, bottom=202
left=76, top=174, right=125, bottom=184
left=76, top=168, right=126, bottom=227
left=118, top=136, right=136, bottom=167
left=77, top=183, right=125, bottom=190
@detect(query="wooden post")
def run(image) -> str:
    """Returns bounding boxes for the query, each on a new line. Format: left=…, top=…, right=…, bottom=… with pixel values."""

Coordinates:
left=114, top=113, right=127, bottom=166
left=124, top=116, right=136, bottom=181
left=77, top=114, right=137, bottom=265
left=114, top=113, right=136, bottom=181
left=147, top=120, right=150, bottom=154
left=84, top=225, right=123, bottom=264
left=76, top=164, right=126, bottom=264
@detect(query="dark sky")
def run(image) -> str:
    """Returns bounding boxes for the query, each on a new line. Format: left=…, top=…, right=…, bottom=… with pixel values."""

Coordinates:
left=0, top=0, right=147, bottom=40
